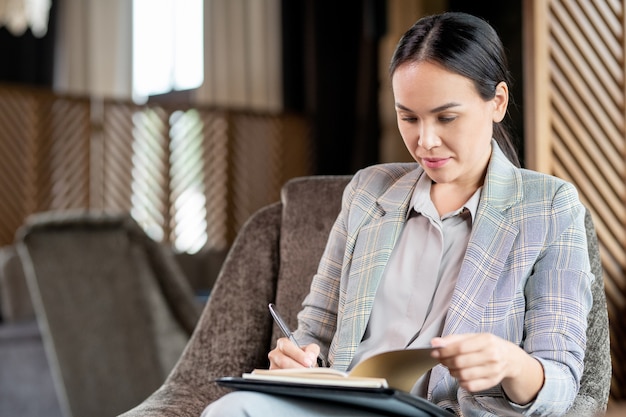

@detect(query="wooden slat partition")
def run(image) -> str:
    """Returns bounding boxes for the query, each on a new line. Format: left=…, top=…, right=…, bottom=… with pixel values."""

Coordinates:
left=0, top=84, right=312, bottom=253
left=524, top=0, right=626, bottom=402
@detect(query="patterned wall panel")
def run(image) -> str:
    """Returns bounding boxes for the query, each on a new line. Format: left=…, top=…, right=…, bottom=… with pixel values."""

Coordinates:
left=230, top=113, right=285, bottom=233
left=525, top=0, right=626, bottom=401
left=0, top=87, right=38, bottom=244
left=97, top=101, right=137, bottom=212
left=198, top=110, right=230, bottom=250
left=0, top=85, right=312, bottom=255
left=228, top=112, right=313, bottom=236
left=35, top=96, right=91, bottom=211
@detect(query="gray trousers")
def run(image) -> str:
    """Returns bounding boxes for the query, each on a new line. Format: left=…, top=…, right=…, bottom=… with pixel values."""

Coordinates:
left=200, top=391, right=396, bottom=416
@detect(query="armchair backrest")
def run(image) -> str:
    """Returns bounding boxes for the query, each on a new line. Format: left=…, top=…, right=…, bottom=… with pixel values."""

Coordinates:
left=0, top=244, right=33, bottom=322
left=129, top=176, right=353, bottom=413
left=565, top=207, right=611, bottom=415
left=16, top=211, right=201, bottom=417
left=272, top=175, right=352, bottom=340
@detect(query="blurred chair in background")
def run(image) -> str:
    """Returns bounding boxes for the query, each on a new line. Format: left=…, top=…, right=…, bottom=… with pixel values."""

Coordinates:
left=14, top=211, right=202, bottom=417
left=0, top=244, right=63, bottom=416
left=0, top=244, right=34, bottom=322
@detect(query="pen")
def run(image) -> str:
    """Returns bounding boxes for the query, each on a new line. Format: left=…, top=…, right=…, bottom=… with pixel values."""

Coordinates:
left=268, top=303, right=302, bottom=348
left=268, top=303, right=327, bottom=368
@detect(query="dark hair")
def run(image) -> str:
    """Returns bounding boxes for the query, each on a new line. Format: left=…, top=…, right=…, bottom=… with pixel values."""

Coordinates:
left=390, top=12, right=520, bottom=167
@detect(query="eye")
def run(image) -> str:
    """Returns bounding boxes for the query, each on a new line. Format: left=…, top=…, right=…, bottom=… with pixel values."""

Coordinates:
left=397, top=112, right=418, bottom=123
left=438, top=115, right=457, bottom=123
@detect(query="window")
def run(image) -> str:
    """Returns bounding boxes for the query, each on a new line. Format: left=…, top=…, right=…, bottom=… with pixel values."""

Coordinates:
left=131, top=0, right=207, bottom=253
left=132, top=0, right=203, bottom=103
left=130, top=108, right=211, bottom=254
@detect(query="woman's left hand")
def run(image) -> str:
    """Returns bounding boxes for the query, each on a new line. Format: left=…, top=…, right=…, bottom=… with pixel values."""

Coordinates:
left=431, top=333, right=544, bottom=405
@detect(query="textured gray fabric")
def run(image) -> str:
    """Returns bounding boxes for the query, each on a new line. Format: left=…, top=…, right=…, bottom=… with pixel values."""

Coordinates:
left=120, top=176, right=351, bottom=417
left=563, top=209, right=611, bottom=416
left=272, top=176, right=353, bottom=342
left=119, top=176, right=611, bottom=417
left=0, top=320, right=63, bottom=417
left=16, top=210, right=201, bottom=417
left=0, top=244, right=34, bottom=321
left=121, top=202, right=285, bottom=417
left=174, top=248, right=228, bottom=294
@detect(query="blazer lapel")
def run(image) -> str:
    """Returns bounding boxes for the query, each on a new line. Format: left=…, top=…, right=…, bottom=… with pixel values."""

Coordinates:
left=442, top=204, right=519, bottom=335
left=430, top=141, right=524, bottom=391
left=333, top=168, right=421, bottom=370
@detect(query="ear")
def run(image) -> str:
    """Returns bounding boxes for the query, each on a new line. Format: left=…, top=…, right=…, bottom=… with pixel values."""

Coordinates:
left=492, top=81, right=509, bottom=123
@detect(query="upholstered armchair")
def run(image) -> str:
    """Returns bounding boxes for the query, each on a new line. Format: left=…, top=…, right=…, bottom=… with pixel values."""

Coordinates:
left=120, top=175, right=611, bottom=417
left=15, top=211, right=202, bottom=417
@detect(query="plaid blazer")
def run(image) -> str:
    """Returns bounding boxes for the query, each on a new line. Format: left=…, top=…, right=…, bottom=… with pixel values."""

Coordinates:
left=295, top=142, right=593, bottom=416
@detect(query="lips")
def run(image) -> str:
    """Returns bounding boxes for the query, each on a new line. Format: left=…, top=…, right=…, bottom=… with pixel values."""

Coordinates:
left=421, top=157, right=450, bottom=169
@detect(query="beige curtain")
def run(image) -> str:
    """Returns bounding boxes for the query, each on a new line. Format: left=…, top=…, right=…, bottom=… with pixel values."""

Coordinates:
left=53, top=0, right=133, bottom=99
left=195, top=0, right=283, bottom=111
left=52, top=0, right=282, bottom=109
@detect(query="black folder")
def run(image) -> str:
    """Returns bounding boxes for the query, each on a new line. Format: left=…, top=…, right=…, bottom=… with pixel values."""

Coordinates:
left=216, top=376, right=454, bottom=417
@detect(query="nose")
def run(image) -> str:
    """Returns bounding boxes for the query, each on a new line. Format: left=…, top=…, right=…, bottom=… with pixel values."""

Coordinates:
left=417, top=124, right=440, bottom=150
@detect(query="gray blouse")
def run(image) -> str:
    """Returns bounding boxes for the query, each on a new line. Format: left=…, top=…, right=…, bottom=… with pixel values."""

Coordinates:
left=350, top=172, right=481, bottom=396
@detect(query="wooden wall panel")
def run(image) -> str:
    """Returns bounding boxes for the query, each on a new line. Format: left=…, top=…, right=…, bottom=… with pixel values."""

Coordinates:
left=0, top=85, right=312, bottom=254
left=35, top=97, right=91, bottom=211
left=0, top=88, right=38, bottom=245
left=524, top=0, right=626, bottom=402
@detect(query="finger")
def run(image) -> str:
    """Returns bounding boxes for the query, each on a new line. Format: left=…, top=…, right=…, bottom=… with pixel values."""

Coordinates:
left=431, top=334, right=472, bottom=359
left=440, top=344, right=505, bottom=373
left=454, top=357, right=510, bottom=391
left=268, top=338, right=314, bottom=369
left=441, top=349, right=510, bottom=392
left=433, top=333, right=494, bottom=359
left=280, top=339, right=316, bottom=367
left=302, top=344, right=321, bottom=366
left=279, top=337, right=312, bottom=366
left=456, top=374, right=504, bottom=393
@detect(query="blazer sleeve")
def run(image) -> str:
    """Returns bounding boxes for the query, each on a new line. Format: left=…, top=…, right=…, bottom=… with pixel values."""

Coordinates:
left=513, top=182, right=593, bottom=415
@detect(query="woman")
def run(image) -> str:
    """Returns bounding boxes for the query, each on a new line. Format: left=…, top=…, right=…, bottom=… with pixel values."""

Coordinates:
left=202, top=11, right=592, bottom=417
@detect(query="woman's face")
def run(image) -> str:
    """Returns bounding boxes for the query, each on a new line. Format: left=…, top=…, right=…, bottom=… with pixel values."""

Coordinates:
left=392, top=61, right=508, bottom=189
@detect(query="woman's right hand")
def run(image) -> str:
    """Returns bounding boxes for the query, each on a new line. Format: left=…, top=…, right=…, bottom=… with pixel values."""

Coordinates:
left=268, top=337, right=320, bottom=369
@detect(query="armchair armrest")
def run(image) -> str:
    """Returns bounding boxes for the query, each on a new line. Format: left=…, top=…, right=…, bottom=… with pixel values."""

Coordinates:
left=121, top=202, right=283, bottom=417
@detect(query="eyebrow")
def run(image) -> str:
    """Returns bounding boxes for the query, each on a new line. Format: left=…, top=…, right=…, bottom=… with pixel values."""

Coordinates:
left=395, top=102, right=462, bottom=113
